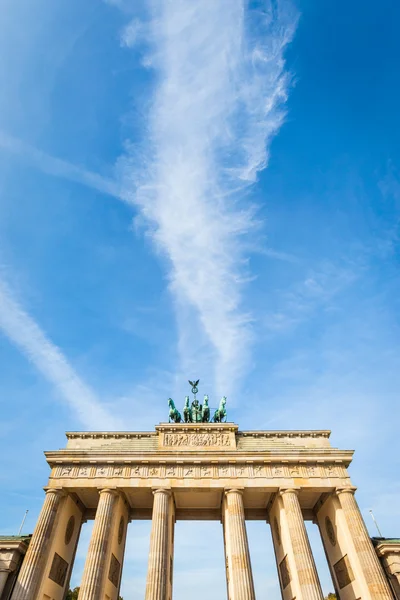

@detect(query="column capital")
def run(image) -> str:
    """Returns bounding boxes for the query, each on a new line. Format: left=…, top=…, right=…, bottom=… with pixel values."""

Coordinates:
left=152, top=487, right=172, bottom=497
left=43, top=487, right=66, bottom=497
left=224, top=487, right=244, bottom=496
left=335, top=486, right=357, bottom=496
left=97, top=487, right=120, bottom=497
left=279, top=487, right=300, bottom=496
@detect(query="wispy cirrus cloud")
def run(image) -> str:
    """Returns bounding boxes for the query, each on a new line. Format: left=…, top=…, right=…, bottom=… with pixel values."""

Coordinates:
left=0, top=277, right=122, bottom=430
left=117, top=0, right=299, bottom=393
left=263, top=260, right=360, bottom=333
left=0, top=131, right=123, bottom=202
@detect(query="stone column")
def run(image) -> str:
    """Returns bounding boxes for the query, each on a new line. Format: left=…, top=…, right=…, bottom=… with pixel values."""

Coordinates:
left=0, top=570, right=9, bottom=597
left=145, top=489, right=173, bottom=600
left=78, top=488, right=119, bottom=600
left=11, top=488, right=64, bottom=600
left=336, top=488, right=393, bottom=599
left=223, top=488, right=255, bottom=600
left=279, top=488, right=324, bottom=600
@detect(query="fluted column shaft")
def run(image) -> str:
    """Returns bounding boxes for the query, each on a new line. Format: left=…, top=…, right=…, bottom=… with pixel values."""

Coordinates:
left=280, top=489, right=324, bottom=600
left=336, top=488, right=393, bottom=599
left=0, top=571, right=9, bottom=596
left=78, top=489, right=118, bottom=600
left=223, top=489, right=255, bottom=600
left=11, top=488, right=64, bottom=600
left=145, top=489, right=172, bottom=600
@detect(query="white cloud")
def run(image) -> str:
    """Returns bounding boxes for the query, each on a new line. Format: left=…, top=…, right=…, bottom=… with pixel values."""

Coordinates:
left=117, top=0, right=298, bottom=394
left=0, top=130, right=123, bottom=203
left=0, top=277, right=122, bottom=430
left=120, top=18, right=144, bottom=48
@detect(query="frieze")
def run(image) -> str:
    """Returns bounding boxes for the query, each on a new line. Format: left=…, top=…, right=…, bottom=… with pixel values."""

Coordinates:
left=52, top=461, right=344, bottom=480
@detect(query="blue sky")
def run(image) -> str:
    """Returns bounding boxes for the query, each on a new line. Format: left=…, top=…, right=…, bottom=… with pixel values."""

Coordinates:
left=0, top=0, right=399, bottom=598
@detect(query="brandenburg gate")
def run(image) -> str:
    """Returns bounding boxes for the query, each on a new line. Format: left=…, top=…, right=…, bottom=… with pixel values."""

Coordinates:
left=8, top=402, right=397, bottom=600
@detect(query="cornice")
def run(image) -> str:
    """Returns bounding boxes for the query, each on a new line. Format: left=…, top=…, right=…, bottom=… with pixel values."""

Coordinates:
left=65, top=428, right=332, bottom=440
left=44, top=449, right=354, bottom=467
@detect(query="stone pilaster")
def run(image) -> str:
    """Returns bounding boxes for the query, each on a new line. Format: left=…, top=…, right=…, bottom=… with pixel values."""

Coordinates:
left=145, top=489, right=173, bottom=600
left=223, top=488, right=255, bottom=600
left=78, top=488, right=119, bottom=600
left=11, top=489, right=64, bottom=600
left=279, top=488, right=324, bottom=600
left=336, top=488, right=393, bottom=599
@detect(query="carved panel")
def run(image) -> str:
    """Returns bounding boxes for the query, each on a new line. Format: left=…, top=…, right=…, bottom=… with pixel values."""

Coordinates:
left=163, top=432, right=232, bottom=448
left=334, top=555, right=354, bottom=589
left=307, top=465, right=319, bottom=477
left=219, top=464, right=230, bottom=477
left=201, top=465, right=212, bottom=477
left=235, top=464, right=247, bottom=477
left=60, top=466, right=72, bottom=477
left=166, top=465, right=176, bottom=477
left=48, top=552, right=69, bottom=587
left=289, top=465, right=300, bottom=477
left=325, top=465, right=337, bottom=478
left=96, top=465, right=108, bottom=477
left=272, top=465, right=284, bottom=477
left=113, top=466, right=123, bottom=476
left=279, top=555, right=291, bottom=589
left=148, top=466, right=159, bottom=477
left=78, top=466, right=89, bottom=477
left=108, top=553, right=121, bottom=588
left=133, top=465, right=142, bottom=477
left=253, top=465, right=264, bottom=477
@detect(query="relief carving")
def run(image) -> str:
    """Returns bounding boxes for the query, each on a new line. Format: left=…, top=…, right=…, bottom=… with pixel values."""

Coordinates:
left=290, top=466, right=300, bottom=477
left=78, top=467, right=88, bottom=477
left=61, top=466, right=72, bottom=477
left=279, top=555, right=291, bottom=589
left=114, top=466, right=123, bottom=476
left=334, top=555, right=354, bottom=589
left=108, top=553, right=121, bottom=588
left=273, top=466, right=283, bottom=477
left=254, top=465, right=263, bottom=477
left=166, top=466, right=176, bottom=476
left=97, top=466, right=107, bottom=476
left=201, top=465, right=211, bottom=477
left=133, top=465, right=141, bottom=476
left=164, top=432, right=231, bottom=447
left=236, top=465, right=246, bottom=476
left=326, top=465, right=337, bottom=477
left=149, top=467, right=159, bottom=476
left=49, top=552, right=69, bottom=587
left=220, top=465, right=229, bottom=476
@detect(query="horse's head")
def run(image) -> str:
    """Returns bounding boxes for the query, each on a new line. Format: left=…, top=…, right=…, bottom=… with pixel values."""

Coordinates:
left=221, top=396, right=227, bottom=407
left=168, top=398, right=174, bottom=409
left=184, top=396, right=190, bottom=407
left=203, top=394, right=209, bottom=405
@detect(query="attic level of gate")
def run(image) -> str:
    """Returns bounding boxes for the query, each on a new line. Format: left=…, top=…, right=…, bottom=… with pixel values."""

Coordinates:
left=44, top=423, right=354, bottom=522
left=62, top=422, right=342, bottom=453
